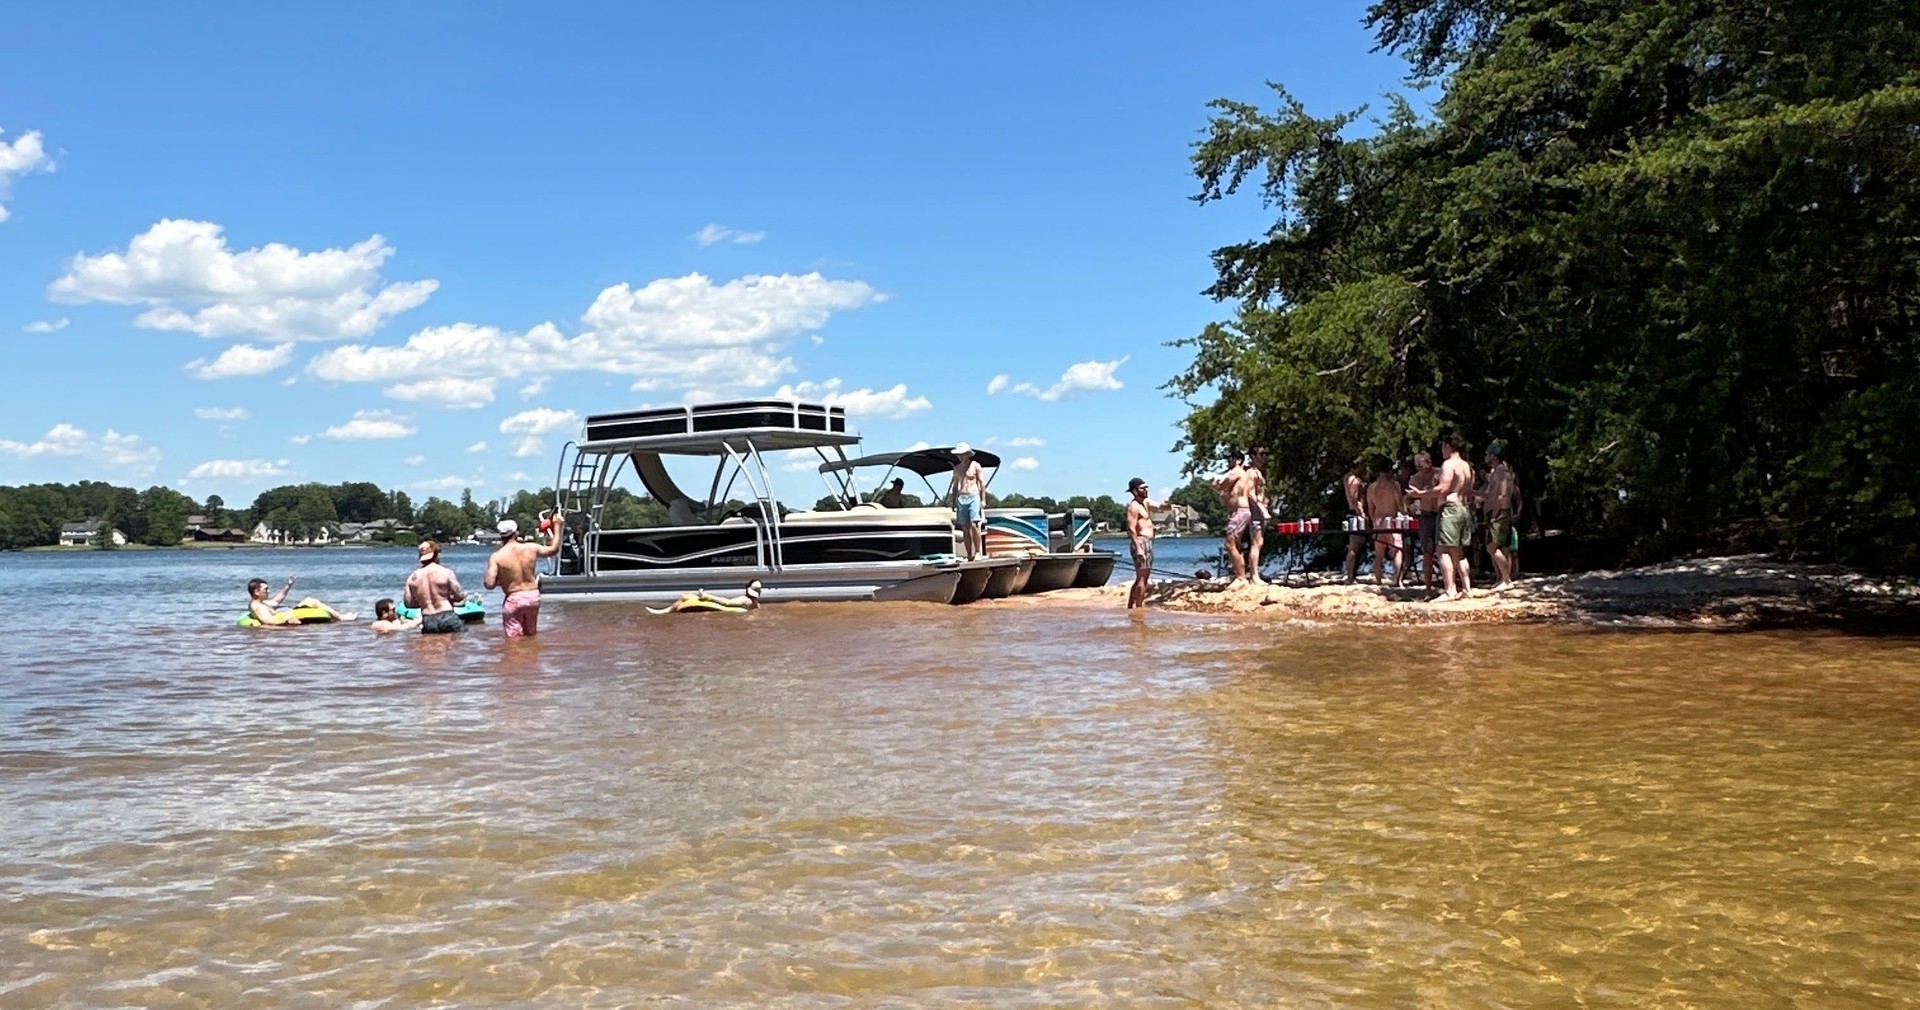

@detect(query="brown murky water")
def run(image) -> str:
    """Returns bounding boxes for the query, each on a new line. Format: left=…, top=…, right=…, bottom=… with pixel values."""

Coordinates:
left=3, top=550, right=1918, bottom=1008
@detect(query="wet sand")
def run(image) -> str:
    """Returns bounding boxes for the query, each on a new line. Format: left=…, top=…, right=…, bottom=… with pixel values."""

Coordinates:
left=1006, top=555, right=1920, bottom=631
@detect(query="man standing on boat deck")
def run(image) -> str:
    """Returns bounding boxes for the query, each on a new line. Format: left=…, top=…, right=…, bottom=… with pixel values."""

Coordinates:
left=1434, top=436, right=1476, bottom=601
left=485, top=512, right=564, bottom=638
left=1125, top=477, right=1156, bottom=609
left=1214, top=449, right=1251, bottom=585
left=947, top=443, right=987, bottom=561
left=404, top=539, right=468, bottom=634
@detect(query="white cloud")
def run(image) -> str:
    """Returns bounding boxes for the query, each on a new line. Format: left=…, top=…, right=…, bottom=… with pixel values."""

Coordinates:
left=23, top=317, right=68, bottom=333
left=48, top=219, right=436, bottom=341
left=0, top=127, right=53, bottom=223
left=382, top=376, right=496, bottom=409
left=466, top=440, right=487, bottom=453
left=308, top=272, right=880, bottom=397
left=404, top=454, right=426, bottom=466
left=0, top=423, right=159, bottom=476
left=693, top=224, right=766, bottom=247
left=505, top=471, right=533, bottom=483
left=194, top=407, right=251, bottom=421
left=518, top=377, right=549, bottom=399
left=186, top=342, right=295, bottom=380
left=183, top=458, right=289, bottom=481
left=774, top=378, right=931, bottom=419
left=321, top=409, right=416, bottom=440
left=511, top=436, right=545, bottom=457
left=1003, top=436, right=1046, bottom=447
left=1011, top=457, right=1040, bottom=471
left=906, top=440, right=932, bottom=452
left=499, top=408, right=580, bottom=436
left=413, top=475, right=481, bottom=491
left=289, top=434, right=311, bottom=445
left=995, top=356, right=1129, bottom=402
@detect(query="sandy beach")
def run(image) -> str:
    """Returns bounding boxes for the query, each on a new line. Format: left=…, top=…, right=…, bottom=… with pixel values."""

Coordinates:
left=1010, top=555, right=1920, bottom=631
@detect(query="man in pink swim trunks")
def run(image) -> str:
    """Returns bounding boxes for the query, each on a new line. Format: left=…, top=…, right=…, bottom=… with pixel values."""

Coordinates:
left=484, top=510, right=565, bottom=638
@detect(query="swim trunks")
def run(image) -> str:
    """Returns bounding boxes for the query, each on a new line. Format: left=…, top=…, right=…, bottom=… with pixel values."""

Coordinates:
left=1417, top=510, right=1439, bottom=551
left=1131, top=539, right=1154, bottom=574
left=502, top=589, right=541, bottom=638
left=1439, top=501, right=1473, bottom=548
left=420, top=609, right=465, bottom=635
left=1487, top=507, right=1514, bottom=549
left=954, top=493, right=983, bottom=526
left=1226, top=508, right=1252, bottom=538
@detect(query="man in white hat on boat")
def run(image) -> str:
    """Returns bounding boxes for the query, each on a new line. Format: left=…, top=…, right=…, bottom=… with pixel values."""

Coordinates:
left=947, top=442, right=987, bottom=561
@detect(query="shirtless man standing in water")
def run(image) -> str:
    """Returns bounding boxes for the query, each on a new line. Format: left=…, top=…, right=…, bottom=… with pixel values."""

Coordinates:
left=484, top=513, right=564, bottom=638
left=404, top=539, right=468, bottom=634
left=1214, top=449, right=1250, bottom=585
left=1434, top=436, right=1476, bottom=601
left=1125, top=476, right=1156, bottom=609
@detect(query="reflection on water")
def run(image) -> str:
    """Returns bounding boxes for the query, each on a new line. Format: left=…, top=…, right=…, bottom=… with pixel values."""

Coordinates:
left=3, top=549, right=1918, bottom=1008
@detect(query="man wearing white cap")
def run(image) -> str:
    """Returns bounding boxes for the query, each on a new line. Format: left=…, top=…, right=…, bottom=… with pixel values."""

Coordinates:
left=483, top=509, right=565, bottom=638
left=946, top=442, right=987, bottom=561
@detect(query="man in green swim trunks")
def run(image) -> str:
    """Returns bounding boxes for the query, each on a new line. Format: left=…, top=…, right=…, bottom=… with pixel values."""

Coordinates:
left=1480, top=441, right=1517, bottom=592
left=1434, top=436, right=1476, bottom=601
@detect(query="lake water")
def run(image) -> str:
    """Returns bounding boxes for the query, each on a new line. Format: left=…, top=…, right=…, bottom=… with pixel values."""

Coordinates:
left=4, top=547, right=1919, bottom=1009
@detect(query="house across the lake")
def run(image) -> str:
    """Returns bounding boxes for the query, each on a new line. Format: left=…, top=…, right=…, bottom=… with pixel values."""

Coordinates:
left=59, top=520, right=128, bottom=547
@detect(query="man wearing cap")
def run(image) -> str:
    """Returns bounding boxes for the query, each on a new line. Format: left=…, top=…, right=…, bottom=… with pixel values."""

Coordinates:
left=1124, top=477, right=1157, bottom=609
left=484, top=511, right=565, bottom=638
left=1213, top=449, right=1251, bottom=585
left=404, top=539, right=469, bottom=635
left=1479, top=442, right=1516, bottom=592
left=946, top=443, right=987, bottom=561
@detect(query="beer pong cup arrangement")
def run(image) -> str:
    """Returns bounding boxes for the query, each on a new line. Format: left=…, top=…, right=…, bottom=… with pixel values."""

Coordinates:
left=1275, top=519, right=1324, bottom=534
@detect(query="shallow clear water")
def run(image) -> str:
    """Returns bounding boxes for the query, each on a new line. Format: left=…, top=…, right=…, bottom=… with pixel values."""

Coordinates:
left=3, top=548, right=1918, bottom=1008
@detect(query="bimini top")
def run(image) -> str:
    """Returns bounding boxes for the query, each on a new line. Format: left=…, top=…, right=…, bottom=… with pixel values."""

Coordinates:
left=579, top=400, right=861, bottom=454
left=820, top=446, right=1003, bottom=476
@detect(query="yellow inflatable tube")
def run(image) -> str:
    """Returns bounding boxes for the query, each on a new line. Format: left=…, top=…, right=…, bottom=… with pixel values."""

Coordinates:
left=237, top=605, right=336, bottom=628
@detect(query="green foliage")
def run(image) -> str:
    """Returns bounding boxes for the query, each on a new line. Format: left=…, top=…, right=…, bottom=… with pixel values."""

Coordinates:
left=1175, top=0, right=1920, bottom=570
left=414, top=497, right=467, bottom=542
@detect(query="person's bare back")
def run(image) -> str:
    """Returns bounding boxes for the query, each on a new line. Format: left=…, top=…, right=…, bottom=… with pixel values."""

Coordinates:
left=404, top=541, right=466, bottom=615
left=1365, top=473, right=1403, bottom=523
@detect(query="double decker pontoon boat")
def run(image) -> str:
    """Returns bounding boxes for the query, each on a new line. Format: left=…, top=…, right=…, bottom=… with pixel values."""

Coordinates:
left=541, top=401, right=966, bottom=604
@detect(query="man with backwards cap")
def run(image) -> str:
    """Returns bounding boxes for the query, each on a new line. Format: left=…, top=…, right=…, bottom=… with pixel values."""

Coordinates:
left=1124, top=476, right=1159, bottom=609
left=404, top=539, right=469, bottom=635
left=484, top=510, right=566, bottom=638
left=946, top=442, right=987, bottom=562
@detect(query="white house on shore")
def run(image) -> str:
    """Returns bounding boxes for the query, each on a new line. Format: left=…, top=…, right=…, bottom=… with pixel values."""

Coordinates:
left=250, top=521, right=337, bottom=546
left=59, top=521, right=128, bottom=547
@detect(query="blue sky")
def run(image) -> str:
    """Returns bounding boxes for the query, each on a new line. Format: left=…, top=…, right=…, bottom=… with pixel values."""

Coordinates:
left=1, top=2, right=1410, bottom=506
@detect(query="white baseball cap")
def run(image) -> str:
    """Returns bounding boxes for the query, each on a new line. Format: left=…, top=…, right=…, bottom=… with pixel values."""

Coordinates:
left=496, top=519, right=518, bottom=535
left=953, top=441, right=973, bottom=456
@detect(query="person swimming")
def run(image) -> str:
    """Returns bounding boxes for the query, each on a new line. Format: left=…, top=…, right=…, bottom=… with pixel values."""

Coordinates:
left=650, top=579, right=764, bottom=615
left=368, top=598, right=420, bottom=633
left=244, top=575, right=354, bottom=627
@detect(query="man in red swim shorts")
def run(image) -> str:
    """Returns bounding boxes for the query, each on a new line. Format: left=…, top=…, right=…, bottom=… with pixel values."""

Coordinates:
left=484, top=510, right=565, bottom=638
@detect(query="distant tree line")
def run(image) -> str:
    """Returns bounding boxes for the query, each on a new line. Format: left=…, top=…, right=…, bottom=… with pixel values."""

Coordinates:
left=1, top=477, right=1188, bottom=550
left=1171, top=0, right=1920, bottom=571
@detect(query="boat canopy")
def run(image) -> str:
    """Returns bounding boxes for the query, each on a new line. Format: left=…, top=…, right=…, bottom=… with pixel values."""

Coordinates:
left=578, top=400, right=861, bottom=455
left=819, top=447, right=1003, bottom=476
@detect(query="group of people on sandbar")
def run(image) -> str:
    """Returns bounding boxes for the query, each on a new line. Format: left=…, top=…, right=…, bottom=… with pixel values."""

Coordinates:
left=1339, top=436, right=1519, bottom=600
left=1118, top=435, right=1522, bottom=609
left=243, top=513, right=567, bottom=638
